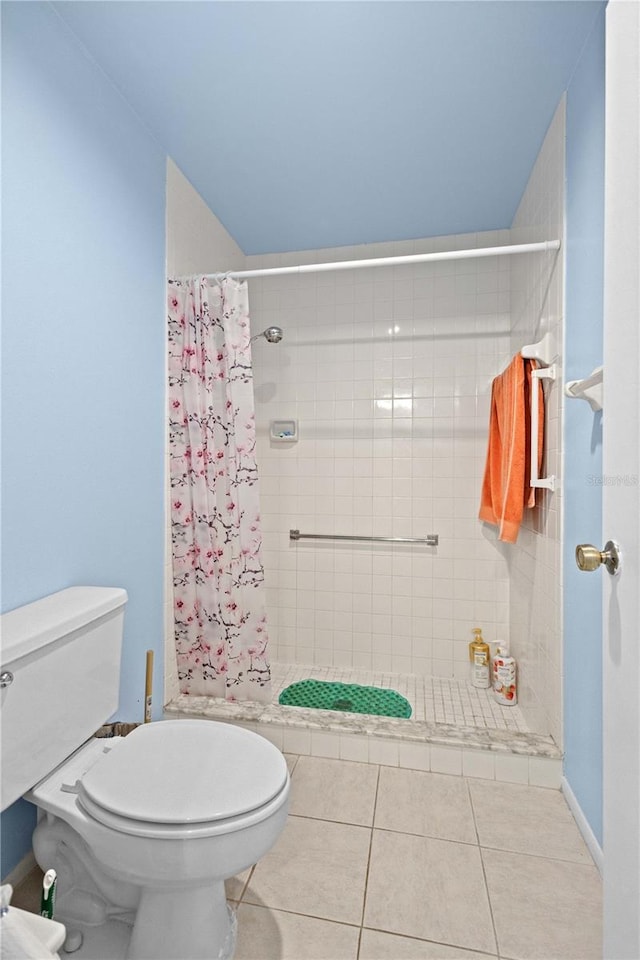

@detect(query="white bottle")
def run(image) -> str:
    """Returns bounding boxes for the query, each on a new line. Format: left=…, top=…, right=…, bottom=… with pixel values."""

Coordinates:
left=492, top=643, right=517, bottom=705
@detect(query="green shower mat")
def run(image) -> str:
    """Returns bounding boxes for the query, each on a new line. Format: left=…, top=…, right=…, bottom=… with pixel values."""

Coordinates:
left=279, top=679, right=412, bottom=718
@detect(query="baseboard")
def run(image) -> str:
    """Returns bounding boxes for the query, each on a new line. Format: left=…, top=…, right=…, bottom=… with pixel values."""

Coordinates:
left=2, top=851, right=36, bottom=887
left=562, top=776, right=603, bottom=874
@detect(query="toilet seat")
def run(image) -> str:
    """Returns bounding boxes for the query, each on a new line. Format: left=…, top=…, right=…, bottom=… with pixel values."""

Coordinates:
left=77, top=778, right=290, bottom=839
left=76, top=720, right=289, bottom=838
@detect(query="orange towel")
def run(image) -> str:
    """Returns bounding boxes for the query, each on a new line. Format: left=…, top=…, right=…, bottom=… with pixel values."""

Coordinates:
left=479, top=355, right=544, bottom=543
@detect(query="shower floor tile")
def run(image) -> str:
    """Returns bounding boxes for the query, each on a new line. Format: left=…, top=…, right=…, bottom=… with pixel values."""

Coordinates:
left=270, top=661, right=529, bottom=734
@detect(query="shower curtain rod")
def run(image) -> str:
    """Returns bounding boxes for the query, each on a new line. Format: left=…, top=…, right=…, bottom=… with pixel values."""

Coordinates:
left=205, top=239, right=560, bottom=281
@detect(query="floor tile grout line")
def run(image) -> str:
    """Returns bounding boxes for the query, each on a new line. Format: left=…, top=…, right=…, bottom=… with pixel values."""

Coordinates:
left=285, top=810, right=382, bottom=828
left=477, top=843, right=600, bottom=869
left=371, top=824, right=481, bottom=848
left=278, top=814, right=595, bottom=867
left=235, top=864, right=256, bottom=905
left=234, top=900, right=502, bottom=956
left=360, top=925, right=502, bottom=958
left=468, top=778, right=501, bottom=959
left=277, top=817, right=597, bottom=869
left=284, top=752, right=300, bottom=776
left=234, top=899, right=363, bottom=929
left=466, top=774, right=482, bottom=847
left=358, top=763, right=381, bottom=950
left=479, top=845, right=504, bottom=960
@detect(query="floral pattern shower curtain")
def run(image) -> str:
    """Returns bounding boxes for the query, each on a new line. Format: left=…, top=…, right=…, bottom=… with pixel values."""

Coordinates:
left=167, top=277, right=271, bottom=701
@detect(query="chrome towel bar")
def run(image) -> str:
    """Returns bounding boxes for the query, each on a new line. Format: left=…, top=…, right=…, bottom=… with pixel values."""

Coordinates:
left=289, top=529, right=438, bottom=546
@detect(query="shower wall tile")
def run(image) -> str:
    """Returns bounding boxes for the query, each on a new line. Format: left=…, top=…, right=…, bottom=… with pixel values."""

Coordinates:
left=247, top=231, right=511, bottom=680
left=430, top=745, right=463, bottom=776
left=508, top=99, right=565, bottom=745
left=462, top=749, right=496, bottom=780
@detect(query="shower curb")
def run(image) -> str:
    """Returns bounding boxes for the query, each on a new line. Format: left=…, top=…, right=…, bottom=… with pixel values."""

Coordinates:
left=165, top=693, right=562, bottom=788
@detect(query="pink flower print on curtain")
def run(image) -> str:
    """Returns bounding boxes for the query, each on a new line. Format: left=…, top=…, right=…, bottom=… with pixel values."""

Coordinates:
left=167, top=276, right=271, bottom=702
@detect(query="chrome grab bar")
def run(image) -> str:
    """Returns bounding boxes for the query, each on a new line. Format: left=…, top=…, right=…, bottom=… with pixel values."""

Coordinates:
left=289, top=529, right=438, bottom=546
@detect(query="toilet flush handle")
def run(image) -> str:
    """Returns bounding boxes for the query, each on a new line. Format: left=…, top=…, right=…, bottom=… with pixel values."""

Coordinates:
left=0, top=670, right=13, bottom=688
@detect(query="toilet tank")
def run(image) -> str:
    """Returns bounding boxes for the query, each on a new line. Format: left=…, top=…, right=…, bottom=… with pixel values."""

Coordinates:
left=1, top=586, right=127, bottom=811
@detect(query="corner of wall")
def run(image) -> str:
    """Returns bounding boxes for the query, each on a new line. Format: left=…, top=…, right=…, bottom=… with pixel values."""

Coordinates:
left=165, top=158, right=246, bottom=277
left=507, top=99, right=566, bottom=745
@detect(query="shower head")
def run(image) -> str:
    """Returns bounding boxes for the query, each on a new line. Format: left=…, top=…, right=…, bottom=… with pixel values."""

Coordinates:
left=251, top=326, right=283, bottom=344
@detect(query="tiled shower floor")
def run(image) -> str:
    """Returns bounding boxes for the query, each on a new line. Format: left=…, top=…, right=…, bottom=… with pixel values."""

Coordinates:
left=270, top=661, right=529, bottom=733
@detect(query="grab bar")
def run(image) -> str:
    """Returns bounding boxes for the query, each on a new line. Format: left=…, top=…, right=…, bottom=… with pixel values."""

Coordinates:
left=530, top=364, right=556, bottom=491
left=290, top=529, right=438, bottom=546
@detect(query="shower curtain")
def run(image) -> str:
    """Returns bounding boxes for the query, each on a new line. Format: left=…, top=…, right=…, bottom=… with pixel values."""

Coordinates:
left=167, top=276, right=271, bottom=701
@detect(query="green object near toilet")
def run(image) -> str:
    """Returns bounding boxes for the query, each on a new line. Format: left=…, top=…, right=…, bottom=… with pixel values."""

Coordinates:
left=278, top=679, right=412, bottom=718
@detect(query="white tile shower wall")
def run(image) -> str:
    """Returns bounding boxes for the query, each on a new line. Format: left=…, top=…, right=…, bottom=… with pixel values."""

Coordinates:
left=247, top=231, right=512, bottom=680
left=507, top=99, right=566, bottom=745
left=164, top=158, right=246, bottom=704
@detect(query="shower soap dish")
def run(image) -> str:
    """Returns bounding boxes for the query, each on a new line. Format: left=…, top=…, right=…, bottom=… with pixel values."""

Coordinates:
left=270, top=419, right=298, bottom=442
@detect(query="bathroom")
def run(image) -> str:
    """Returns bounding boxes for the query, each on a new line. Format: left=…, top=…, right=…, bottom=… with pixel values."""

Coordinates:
left=2, top=1, right=639, bottom=958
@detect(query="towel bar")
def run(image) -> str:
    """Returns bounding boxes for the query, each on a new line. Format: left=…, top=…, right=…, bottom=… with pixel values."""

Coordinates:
left=531, top=365, right=556, bottom=491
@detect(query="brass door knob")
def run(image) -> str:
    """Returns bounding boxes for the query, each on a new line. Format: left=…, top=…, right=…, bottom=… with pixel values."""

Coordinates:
left=575, top=541, right=621, bottom=576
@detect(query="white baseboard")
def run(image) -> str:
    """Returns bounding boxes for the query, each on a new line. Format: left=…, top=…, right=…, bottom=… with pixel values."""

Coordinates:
left=2, top=851, right=37, bottom=887
left=562, top=776, right=603, bottom=874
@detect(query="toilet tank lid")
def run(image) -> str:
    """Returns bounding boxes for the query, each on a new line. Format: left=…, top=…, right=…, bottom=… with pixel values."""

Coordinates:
left=1, top=586, right=128, bottom=666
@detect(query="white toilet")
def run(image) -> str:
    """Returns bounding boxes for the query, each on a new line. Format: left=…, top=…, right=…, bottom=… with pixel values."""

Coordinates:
left=0, top=587, right=290, bottom=959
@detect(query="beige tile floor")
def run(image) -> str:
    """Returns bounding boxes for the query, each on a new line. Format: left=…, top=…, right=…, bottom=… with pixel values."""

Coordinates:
left=233, top=755, right=602, bottom=960
left=12, top=754, right=602, bottom=960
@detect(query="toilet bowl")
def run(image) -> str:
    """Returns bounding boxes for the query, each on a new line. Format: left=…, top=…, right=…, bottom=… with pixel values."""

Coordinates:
left=1, top=587, right=289, bottom=960
left=28, top=719, right=290, bottom=959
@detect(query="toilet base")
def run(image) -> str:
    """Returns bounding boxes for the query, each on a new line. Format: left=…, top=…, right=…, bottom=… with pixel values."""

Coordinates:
left=128, top=883, right=237, bottom=960
left=55, top=918, right=132, bottom=960
left=53, top=899, right=237, bottom=960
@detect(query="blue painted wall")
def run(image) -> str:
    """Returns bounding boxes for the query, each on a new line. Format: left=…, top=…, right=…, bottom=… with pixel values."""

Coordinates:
left=1, top=2, right=166, bottom=876
left=563, top=8, right=606, bottom=846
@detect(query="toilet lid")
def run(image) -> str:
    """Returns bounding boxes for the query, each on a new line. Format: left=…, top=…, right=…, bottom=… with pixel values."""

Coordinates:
left=79, top=720, right=288, bottom=824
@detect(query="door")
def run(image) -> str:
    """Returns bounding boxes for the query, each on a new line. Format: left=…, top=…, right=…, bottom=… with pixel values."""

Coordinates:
left=602, top=2, right=640, bottom=957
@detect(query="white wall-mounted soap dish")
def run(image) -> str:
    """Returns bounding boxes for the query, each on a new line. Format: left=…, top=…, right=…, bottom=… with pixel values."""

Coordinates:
left=270, top=419, right=298, bottom=442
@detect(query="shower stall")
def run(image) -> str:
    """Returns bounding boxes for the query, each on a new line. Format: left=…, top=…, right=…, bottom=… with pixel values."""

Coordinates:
left=165, top=103, right=565, bottom=783
left=246, top=236, right=536, bottom=709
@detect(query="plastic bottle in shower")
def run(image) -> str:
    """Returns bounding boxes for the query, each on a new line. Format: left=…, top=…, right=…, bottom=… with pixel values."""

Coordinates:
left=469, top=627, right=491, bottom=688
left=493, top=643, right=517, bottom=704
